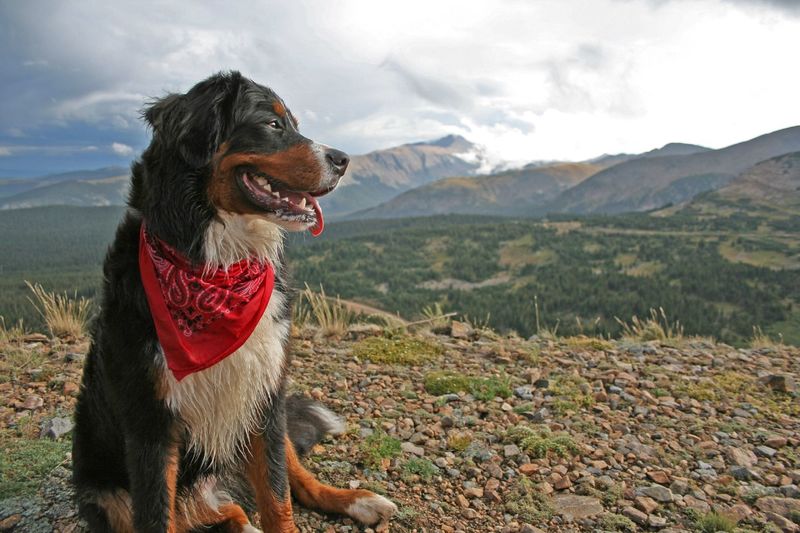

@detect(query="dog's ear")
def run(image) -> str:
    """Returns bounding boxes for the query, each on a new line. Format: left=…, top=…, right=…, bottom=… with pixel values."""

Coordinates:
left=143, top=72, right=241, bottom=168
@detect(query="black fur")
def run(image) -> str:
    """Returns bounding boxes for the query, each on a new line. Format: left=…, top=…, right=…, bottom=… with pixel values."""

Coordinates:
left=72, top=71, right=344, bottom=531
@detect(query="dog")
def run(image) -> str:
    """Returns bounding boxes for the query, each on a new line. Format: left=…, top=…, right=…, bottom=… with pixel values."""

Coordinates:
left=72, top=71, right=397, bottom=532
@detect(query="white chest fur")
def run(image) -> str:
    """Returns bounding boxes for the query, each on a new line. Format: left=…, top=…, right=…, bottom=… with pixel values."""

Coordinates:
left=159, top=287, right=289, bottom=466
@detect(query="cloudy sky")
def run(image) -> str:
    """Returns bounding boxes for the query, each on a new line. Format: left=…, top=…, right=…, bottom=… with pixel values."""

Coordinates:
left=1, top=0, right=799, bottom=177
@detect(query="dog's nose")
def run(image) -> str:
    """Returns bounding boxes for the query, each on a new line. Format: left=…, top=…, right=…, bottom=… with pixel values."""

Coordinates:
left=325, top=148, right=349, bottom=177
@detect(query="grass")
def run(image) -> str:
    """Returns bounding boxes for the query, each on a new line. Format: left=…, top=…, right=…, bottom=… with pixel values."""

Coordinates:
left=353, top=335, right=443, bottom=365
left=598, top=513, right=636, bottom=532
left=360, top=430, right=402, bottom=469
left=750, top=325, right=784, bottom=349
left=401, top=458, right=439, bottom=481
left=0, top=435, right=71, bottom=498
left=504, top=477, right=554, bottom=524
left=563, top=335, right=613, bottom=351
left=424, top=371, right=512, bottom=401
left=549, top=373, right=595, bottom=412
left=447, top=432, right=472, bottom=452
left=694, top=511, right=737, bottom=533
left=505, top=425, right=579, bottom=459
left=615, top=307, right=683, bottom=343
left=25, top=281, right=92, bottom=338
left=297, top=284, right=356, bottom=336
left=0, top=316, right=26, bottom=345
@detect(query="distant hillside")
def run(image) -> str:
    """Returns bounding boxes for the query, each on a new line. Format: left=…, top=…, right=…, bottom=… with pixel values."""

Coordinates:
left=349, top=162, right=599, bottom=219
left=587, top=142, right=710, bottom=167
left=0, top=166, right=127, bottom=201
left=322, top=135, right=488, bottom=218
left=0, top=174, right=129, bottom=210
left=550, top=126, right=800, bottom=214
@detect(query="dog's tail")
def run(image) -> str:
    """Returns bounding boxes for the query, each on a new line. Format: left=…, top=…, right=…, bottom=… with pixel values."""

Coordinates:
left=285, top=394, right=346, bottom=457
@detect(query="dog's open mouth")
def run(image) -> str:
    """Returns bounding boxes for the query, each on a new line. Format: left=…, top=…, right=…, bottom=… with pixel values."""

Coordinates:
left=236, top=170, right=329, bottom=235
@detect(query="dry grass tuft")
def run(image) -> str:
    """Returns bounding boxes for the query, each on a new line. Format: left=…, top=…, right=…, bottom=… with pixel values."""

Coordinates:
left=297, top=284, right=356, bottom=336
left=750, top=325, right=783, bottom=349
left=25, top=281, right=92, bottom=338
left=615, top=307, right=683, bottom=342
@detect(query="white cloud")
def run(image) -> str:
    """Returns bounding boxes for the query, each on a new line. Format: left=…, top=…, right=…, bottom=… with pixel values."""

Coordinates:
left=111, top=142, right=134, bottom=156
left=1, top=0, right=799, bottom=163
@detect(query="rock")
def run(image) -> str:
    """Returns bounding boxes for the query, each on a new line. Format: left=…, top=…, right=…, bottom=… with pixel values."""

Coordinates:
left=755, top=496, right=800, bottom=518
left=670, top=479, right=690, bottom=495
left=727, top=446, right=758, bottom=467
left=520, top=408, right=548, bottom=423
left=345, top=323, right=383, bottom=340
left=533, top=379, right=549, bottom=389
left=552, top=495, right=604, bottom=520
left=401, top=442, right=425, bottom=456
left=766, top=436, right=788, bottom=449
left=638, top=485, right=673, bottom=503
left=40, top=417, right=74, bottom=440
left=450, top=321, right=472, bottom=339
left=759, top=373, right=796, bottom=393
left=63, top=381, right=80, bottom=396
left=731, top=466, right=760, bottom=481
left=622, top=506, right=648, bottom=526
left=519, top=525, right=546, bottom=533
left=764, top=512, right=800, bottom=532
left=22, top=395, right=44, bottom=410
left=635, top=495, right=659, bottom=514
left=755, top=445, right=778, bottom=458
left=683, top=495, right=710, bottom=513
left=647, top=470, right=670, bottom=484
left=519, top=463, right=538, bottom=476
left=513, top=385, right=533, bottom=400
left=554, top=474, right=572, bottom=490
left=464, top=487, right=484, bottom=499
left=648, top=515, right=668, bottom=529
left=0, top=514, right=22, bottom=531
left=22, top=333, right=49, bottom=343
left=503, top=444, right=521, bottom=458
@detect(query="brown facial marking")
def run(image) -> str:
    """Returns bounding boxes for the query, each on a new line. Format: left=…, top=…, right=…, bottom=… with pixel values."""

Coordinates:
left=245, top=434, right=297, bottom=533
left=272, top=101, right=286, bottom=117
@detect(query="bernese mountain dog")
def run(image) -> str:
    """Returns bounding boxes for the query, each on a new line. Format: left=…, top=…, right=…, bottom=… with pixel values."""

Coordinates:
left=72, top=71, right=397, bottom=532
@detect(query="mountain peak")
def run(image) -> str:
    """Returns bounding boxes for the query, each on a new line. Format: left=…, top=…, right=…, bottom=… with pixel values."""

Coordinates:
left=411, top=134, right=472, bottom=150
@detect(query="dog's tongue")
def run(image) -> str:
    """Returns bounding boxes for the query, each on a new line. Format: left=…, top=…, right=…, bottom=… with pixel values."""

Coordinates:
left=306, top=194, right=324, bottom=237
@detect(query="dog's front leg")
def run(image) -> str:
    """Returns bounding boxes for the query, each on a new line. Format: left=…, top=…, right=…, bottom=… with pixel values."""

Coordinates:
left=125, top=429, right=180, bottom=533
left=245, top=424, right=297, bottom=533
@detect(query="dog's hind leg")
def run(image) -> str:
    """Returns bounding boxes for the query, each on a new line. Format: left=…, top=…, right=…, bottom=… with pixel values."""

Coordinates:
left=284, top=436, right=397, bottom=528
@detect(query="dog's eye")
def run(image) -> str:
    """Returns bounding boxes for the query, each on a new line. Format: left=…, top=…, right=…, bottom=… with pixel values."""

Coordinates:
left=267, top=120, right=283, bottom=130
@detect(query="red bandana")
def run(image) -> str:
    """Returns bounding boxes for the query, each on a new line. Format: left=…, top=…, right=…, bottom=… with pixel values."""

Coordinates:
left=139, top=224, right=274, bottom=381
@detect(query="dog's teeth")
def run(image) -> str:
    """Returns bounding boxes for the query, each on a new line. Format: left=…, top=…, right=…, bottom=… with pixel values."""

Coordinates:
left=264, top=183, right=272, bottom=192
left=272, top=192, right=280, bottom=198
left=298, top=198, right=307, bottom=209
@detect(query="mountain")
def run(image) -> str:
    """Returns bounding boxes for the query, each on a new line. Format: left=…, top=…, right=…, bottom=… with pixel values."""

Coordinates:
left=0, top=167, right=127, bottom=199
left=348, top=162, right=600, bottom=219
left=679, top=151, right=800, bottom=216
left=0, top=174, right=129, bottom=210
left=549, top=126, right=800, bottom=214
left=587, top=142, right=710, bottom=168
left=321, top=135, right=488, bottom=218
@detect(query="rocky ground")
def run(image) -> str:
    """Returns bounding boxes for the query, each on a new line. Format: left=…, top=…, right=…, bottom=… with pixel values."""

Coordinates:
left=1, top=323, right=799, bottom=532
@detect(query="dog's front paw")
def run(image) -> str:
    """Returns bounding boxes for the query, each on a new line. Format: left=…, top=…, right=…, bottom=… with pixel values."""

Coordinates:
left=346, top=493, right=398, bottom=529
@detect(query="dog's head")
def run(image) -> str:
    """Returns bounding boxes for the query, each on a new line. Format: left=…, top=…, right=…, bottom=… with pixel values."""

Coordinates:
left=131, top=71, right=347, bottom=263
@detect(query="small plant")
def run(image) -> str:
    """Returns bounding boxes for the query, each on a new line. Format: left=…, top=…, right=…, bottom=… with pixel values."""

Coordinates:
left=447, top=432, right=472, bottom=452
left=463, top=312, right=492, bottom=331
left=563, top=335, right=613, bottom=351
left=300, top=283, right=356, bottom=336
left=360, top=430, right=401, bottom=469
left=505, top=425, right=579, bottom=459
left=504, top=477, right=554, bottom=524
left=419, top=302, right=450, bottom=329
left=353, top=335, right=443, bottom=365
left=750, top=326, right=783, bottom=349
left=0, top=437, right=71, bottom=498
left=26, top=281, right=92, bottom=338
left=599, top=513, right=636, bottom=532
left=401, top=458, right=438, bottom=481
left=615, top=307, right=683, bottom=342
left=0, top=316, right=26, bottom=345
left=424, top=371, right=511, bottom=401
left=695, top=511, right=737, bottom=533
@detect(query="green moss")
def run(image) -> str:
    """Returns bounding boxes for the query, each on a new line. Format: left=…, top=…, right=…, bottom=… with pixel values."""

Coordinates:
left=563, top=335, right=614, bottom=351
left=424, top=371, right=512, bottom=401
left=0, top=436, right=71, bottom=498
left=353, top=335, right=443, bottom=365
left=505, top=425, right=579, bottom=459
left=401, top=458, right=439, bottom=481
left=359, top=430, right=402, bottom=468
left=695, top=511, right=737, bottom=533
left=599, top=513, right=637, bottom=532
left=504, top=477, right=554, bottom=524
